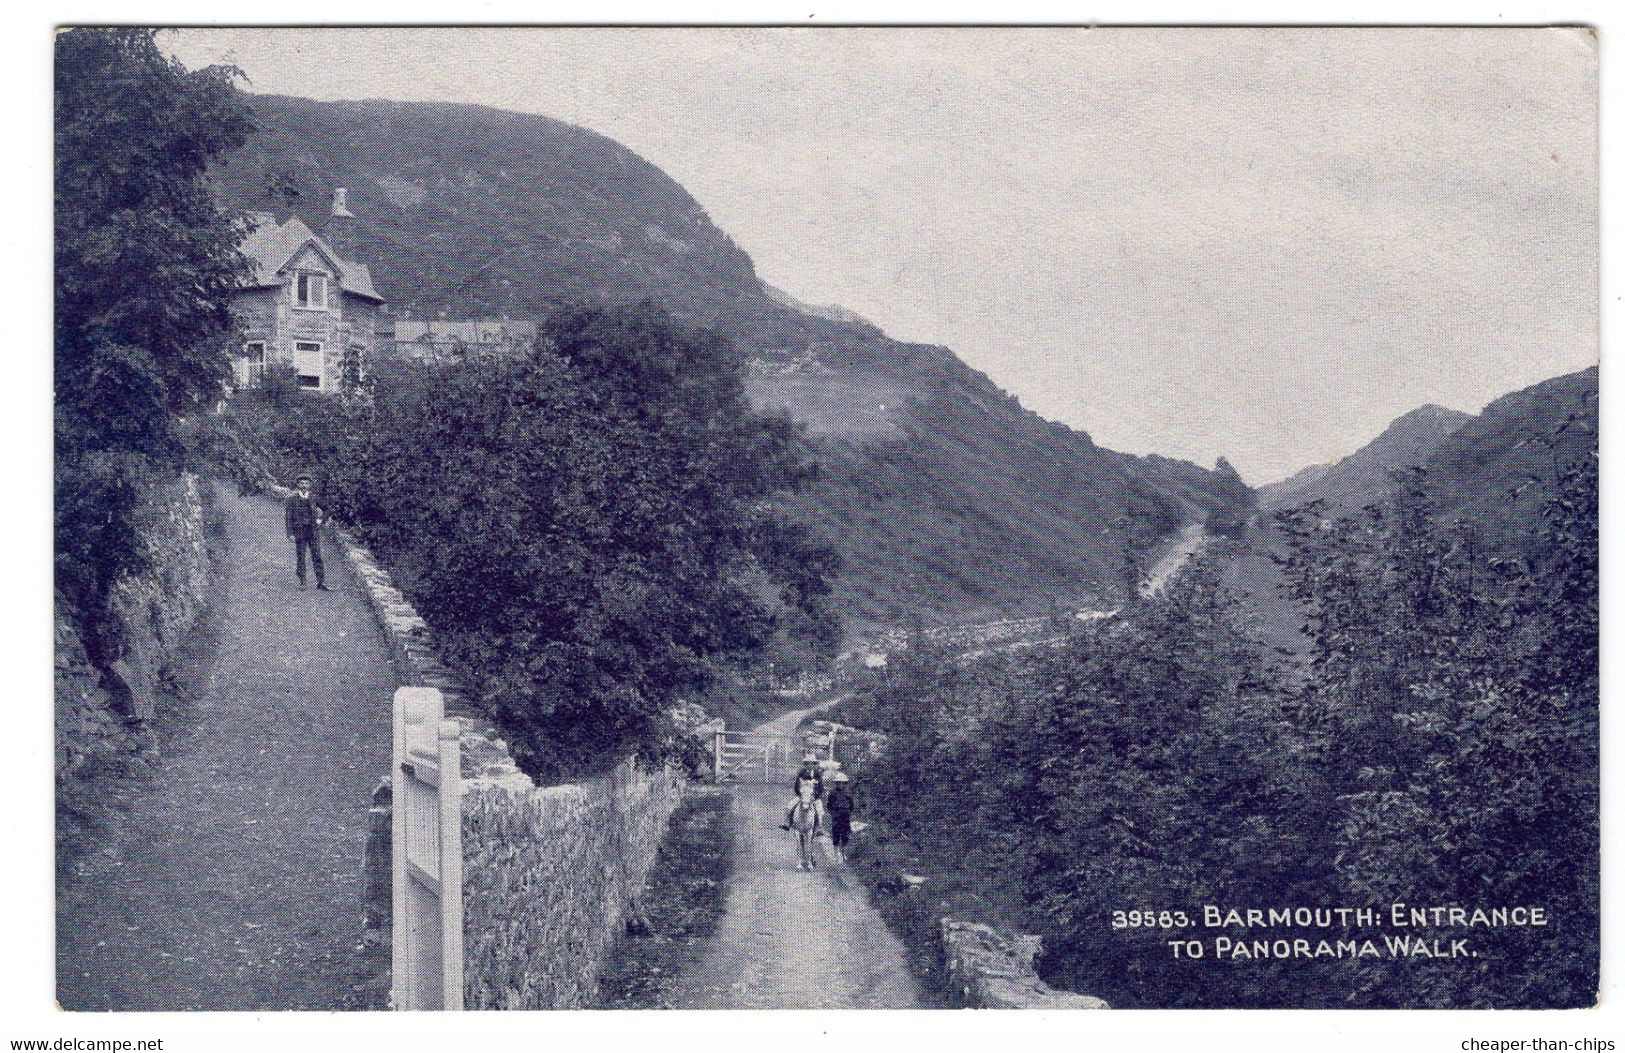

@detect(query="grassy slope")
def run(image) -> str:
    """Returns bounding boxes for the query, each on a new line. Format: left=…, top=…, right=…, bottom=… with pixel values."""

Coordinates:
left=215, top=95, right=1243, bottom=632
left=1259, top=403, right=1472, bottom=512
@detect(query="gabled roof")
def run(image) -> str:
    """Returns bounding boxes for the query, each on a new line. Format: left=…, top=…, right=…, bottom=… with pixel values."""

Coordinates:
left=238, top=213, right=385, bottom=302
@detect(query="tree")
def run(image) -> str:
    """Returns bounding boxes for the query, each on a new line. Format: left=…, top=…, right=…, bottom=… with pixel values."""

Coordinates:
left=55, top=28, right=252, bottom=633
left=296, top=303, right=841, bottom=780
left=1276, top=455, right=1598, bottom=1007
left=837, top=562, right=1331, bottom=1008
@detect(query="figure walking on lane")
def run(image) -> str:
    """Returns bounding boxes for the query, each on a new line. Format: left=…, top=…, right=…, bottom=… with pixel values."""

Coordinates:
left=825, top=771, right=854, bottom=864
left=285, top=474, right=329, bottom=591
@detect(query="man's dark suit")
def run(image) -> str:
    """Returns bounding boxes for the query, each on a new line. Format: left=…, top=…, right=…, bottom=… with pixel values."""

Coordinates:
left=285, top=493, right=326, bottom=588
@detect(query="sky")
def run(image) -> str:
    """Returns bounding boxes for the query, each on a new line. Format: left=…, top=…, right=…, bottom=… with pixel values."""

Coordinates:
left=165, top=27, right=1598, bottom=484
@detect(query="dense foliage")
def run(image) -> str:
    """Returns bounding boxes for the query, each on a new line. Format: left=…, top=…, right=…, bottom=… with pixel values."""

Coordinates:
left=836, top=568, right=1332, bottom=1008
left=1274, top=452, right=1597, bottom=1007
left=836, top=437, right=1596, bottom=1008
left=215, top=304, right=839, bottom=780
left=56, top=28, right=251, bottom=640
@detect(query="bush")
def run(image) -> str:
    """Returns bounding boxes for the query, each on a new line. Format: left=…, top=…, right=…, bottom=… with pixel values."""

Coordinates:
left=214, top=304, right=840, bottom=782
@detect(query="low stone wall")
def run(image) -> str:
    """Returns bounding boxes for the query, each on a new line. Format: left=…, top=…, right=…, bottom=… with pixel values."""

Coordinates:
left=329, top=524, right=479, bottom=718
left=460, top=737, right=684, bottom=1010
left=940, top=919, right=1109, bottom=1009
left=326, top=498, right=686, bottom=1009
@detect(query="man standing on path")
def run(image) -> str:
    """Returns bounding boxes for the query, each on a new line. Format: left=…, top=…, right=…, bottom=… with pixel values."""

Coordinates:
left=285, top=474, right=329, bottom=591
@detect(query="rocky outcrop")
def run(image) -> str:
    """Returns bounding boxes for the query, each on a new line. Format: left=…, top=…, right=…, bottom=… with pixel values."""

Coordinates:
left=940, top=919, right=1109, bottom=1010
left=57, top=473, right=209, bottom=776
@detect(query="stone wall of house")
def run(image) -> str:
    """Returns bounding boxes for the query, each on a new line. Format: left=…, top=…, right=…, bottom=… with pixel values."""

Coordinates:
left=939, top=919, right=1110, bottom=1010
left=233, top=281, right=380, bottom=392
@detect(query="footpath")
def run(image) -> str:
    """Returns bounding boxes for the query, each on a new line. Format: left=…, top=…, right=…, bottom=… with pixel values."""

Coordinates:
left=663, top=707, right=923, bottom=1009
left=57, top=484, right=397, bottom=1010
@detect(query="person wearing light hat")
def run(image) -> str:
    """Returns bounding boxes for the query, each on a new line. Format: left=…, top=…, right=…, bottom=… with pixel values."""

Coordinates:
left=792, top=753, right=824, bottom=801
left=825, top=772, right=855, bottom=863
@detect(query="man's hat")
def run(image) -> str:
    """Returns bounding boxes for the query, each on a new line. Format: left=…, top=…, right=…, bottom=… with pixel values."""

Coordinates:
left=296, top=474, right=313, bottom=485
left=831, top=772, right=850, bottom=782
left=802, top=753, right=817, bottom=762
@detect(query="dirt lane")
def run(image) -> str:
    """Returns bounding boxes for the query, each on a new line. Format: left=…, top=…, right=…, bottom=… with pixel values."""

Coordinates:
left=663, top=707, right=922, bottom=1009
left=57, top=484, right=397, bottom=1011
left=1142, top=522, right=1208, bottom=597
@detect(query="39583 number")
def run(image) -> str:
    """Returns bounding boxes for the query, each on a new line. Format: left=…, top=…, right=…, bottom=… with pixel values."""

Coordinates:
left=1110, top=909, right=1192, bottom=930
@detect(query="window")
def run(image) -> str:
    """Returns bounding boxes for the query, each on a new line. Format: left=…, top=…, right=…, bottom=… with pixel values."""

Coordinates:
left=241, top=340, right=267, bottom=386
left=293, top=272, right=328, bottom=310
left=293, top=340, right=324, bottom=390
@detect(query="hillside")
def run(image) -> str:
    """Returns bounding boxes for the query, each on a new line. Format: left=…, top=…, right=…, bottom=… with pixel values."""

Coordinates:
left=1221, top=366, right=1597, bottom=663
left=1259, top=403, right=1472, bottom=512
left=1421, top=366, right=1597, bottom=557
left=213, top=95, right=1248, bottom=631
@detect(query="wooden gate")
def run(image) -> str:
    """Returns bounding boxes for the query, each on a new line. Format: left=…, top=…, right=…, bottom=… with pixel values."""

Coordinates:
left=391, top=686, right=464, bottom=1011
left=712, top=726, right=837, bottom=784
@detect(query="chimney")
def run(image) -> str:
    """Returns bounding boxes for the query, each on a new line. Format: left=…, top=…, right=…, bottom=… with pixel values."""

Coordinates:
left=321, top=187, right=357, bottom=259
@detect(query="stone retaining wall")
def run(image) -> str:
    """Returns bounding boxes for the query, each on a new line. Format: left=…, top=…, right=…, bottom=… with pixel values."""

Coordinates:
left=460, top=745, right=684, bottom=1009
left=324, top=497, right=685, bottom=1008
left=940, top=919, right=1110, bottom=1009
left=57, top=473, right=210, bottom=779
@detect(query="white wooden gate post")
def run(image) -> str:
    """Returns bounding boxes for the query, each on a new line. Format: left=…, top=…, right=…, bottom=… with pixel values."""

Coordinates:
left=391, top=686, right=464, bottom=1011
left=436, top=715, right=463, bottom=1010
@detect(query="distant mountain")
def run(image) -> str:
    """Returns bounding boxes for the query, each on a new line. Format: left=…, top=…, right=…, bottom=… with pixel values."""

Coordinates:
left=213, top=95, right=1250, bottom=631
left=1260, top=403, right=1472, bottom=512
left=1221, top=367, right=1597, bottom=664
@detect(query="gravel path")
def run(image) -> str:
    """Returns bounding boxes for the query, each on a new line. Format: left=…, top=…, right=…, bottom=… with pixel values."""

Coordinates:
left=663, top=707, right=923, bottom=1009
left=57, top=484, right=397, bottom=1010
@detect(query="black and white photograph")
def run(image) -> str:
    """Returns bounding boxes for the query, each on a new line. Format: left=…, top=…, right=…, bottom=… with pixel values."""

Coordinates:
left=26, top=13, right=1613, bottom=1046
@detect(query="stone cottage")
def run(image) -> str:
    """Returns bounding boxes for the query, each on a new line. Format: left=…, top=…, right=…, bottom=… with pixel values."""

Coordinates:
left=231, top=189, right=386, bottom=393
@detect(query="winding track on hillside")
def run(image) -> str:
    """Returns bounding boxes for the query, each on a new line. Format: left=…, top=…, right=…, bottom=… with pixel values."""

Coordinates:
left=1141, top=522, right=1209, bottom=598
left=57, top=484, right=397, bottom=1010
left=662, top=705, right=923, bottom=1009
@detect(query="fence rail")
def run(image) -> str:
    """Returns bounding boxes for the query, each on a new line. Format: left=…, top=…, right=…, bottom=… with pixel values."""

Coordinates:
left=712, top=726, right=837, bottom=784
left=392, top=686, right=463, bottom=1011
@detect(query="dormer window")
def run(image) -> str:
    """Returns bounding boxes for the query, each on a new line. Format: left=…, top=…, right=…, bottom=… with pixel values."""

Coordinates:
left=293, top=272, right=328, bottom=310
